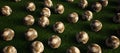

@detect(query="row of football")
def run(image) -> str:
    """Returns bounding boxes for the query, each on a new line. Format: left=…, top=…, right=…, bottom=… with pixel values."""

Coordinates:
left=1, top=0, right=120, bottom=53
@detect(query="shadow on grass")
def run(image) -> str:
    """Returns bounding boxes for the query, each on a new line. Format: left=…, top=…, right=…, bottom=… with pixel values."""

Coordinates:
left=0, top=11, right=3, bottom=17
left=79, top=21, right=89, bottom=32
left=115, top=28, right=120, bottom=39
left=60, top=0, right=66, bottom=2
left=103, top=17, right=114, bottom=24
left=16, top=41, right=31, bottom=53
left=97, top=39, right=108, bottom=49
left=109, top=0, right=118, bottom=6
left=1, top=0, right=13, bottom=2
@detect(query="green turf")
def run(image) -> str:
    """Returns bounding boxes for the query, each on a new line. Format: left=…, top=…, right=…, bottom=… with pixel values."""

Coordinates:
left=0, top=0, right=120, bottom=53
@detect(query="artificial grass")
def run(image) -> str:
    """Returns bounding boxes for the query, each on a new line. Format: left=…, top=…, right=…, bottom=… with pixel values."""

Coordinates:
left=0, top=0, right=120, bottom=53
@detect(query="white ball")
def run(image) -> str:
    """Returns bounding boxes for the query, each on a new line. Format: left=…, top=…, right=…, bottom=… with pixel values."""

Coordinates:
left=25, top=28, right=38, bottom=41
left=44, top=0, right=53, bottom=8
left=92, top=2, right=102, bottom=12
left=78, top=0, right=88, bottom=9
left=76, top=31, right=89, bottom=44
left=24, top=15, right=35, bottom=26
left=116, top=7, right=120, bottom=13
left=88, top=44, right=102, bottom=53
left=2, top=28, right=14, bottom=41
left=41, top=7, right=51, bottom=17
left=26, top=2, right=36, bottom=11
left=113, top=13, right=120, bottom=23
left=67, top=46, right=80, bottom=53
left=68, top=12, right=79, bottom=23
left=82, top=10, right=93, bottom=21
left=48, top=35, right=61, bottom=48
left=1, top=5, right=12, bottom=16
left=105, top=35, right=120, bottom=49
left=53, top=21, right=65, bottom=33
left=66, top=0, right=74, bottom=2
left=90, top=20, right=102, bottom=32
left=55, top=4, right=64, bottom=14
left=31, top=41, right=44, bottom=53
left=3, top=46, right=17, bottom=53
left=99, top=0, right=108, bottom=7
left=38, top=16, right=50, bottom=27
